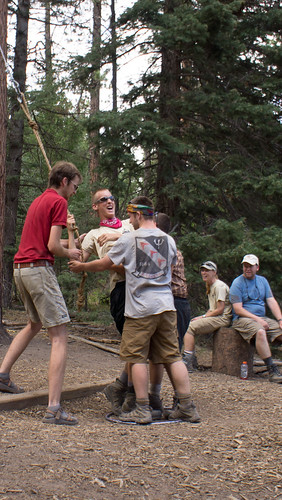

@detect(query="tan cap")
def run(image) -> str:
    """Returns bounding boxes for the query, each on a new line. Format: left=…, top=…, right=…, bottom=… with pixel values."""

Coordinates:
left=241, top=254, right=259, bottom=266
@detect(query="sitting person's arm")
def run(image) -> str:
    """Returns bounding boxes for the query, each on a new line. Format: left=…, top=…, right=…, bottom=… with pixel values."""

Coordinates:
left=191, top=300, right=225, bottom=321
left=232, top=302, right=270, bottom=330
left=266, top=297, right=282, bottom=328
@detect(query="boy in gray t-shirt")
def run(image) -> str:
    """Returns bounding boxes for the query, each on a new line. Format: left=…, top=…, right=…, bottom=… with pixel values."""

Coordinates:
left=69, top=196, right=200, bottom=425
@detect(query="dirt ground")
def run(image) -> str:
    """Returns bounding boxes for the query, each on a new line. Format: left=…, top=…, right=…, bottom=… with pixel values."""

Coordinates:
left=0, top=309, right=281, bottom=500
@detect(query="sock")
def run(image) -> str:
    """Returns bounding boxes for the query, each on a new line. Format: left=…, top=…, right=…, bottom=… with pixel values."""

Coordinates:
left=183, top=351, right=193, bottom=356
left=136, top=398, right=149, bottom=407
left=119, top=371, right=128, bottom=386
left=48, top=404, right=60, bottom=412
left=178, top=394, right=192, bottom=405
left=0, top=372, right=9, bottom=380
left=149, top=383, right=162, bottom=396
left=263, top=357, right=274, bottom=370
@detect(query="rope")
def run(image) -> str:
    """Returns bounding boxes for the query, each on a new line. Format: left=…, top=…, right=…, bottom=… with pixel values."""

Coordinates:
left=1, top=41, right=86, bottom=310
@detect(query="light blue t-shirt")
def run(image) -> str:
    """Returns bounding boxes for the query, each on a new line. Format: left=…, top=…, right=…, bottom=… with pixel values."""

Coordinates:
left=108, top=227, right=177, bottom=318
left=229, top=274, right=273, bottom=320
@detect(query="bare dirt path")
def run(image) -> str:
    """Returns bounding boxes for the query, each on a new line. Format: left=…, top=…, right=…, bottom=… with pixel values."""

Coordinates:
left=0, top=310, right=281, bottom=500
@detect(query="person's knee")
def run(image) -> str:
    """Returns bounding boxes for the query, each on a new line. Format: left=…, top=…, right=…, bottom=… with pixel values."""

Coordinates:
left=256, top=329, right=267, bottom=342
left=48, top=324, right=68, bottom=342
left=29, top=320, right=42, bottom=336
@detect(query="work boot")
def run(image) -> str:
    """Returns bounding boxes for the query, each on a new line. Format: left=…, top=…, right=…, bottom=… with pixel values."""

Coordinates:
left=268, top=365, right=282, bottom=384
left=119, top=403, right=152, bottom=424
left=121, top=388, right=136, bottom=413
left=149, top=393, right=163, bottom=420
left=192, top=353, right=199, bottom=370
left=167, top=399, right=201, bottom=423
left=104, top=378, right=127, bottom=415
left=183, top=353, right=194, bottom=373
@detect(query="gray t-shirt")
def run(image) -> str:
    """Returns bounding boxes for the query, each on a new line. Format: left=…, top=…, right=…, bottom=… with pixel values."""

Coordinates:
left=108, top=227, right=177, bottom=318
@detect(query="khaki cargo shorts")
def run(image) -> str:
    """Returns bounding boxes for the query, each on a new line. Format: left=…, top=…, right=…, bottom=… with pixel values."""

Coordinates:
left=232, top=317, right=282, bottom=343
left=120, top=310, right=181, bottom=364
left=14, top=265, right=70, bottom=328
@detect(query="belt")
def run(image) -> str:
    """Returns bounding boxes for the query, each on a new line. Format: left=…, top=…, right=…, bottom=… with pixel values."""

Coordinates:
left=14, top=260, right=53, bottom=269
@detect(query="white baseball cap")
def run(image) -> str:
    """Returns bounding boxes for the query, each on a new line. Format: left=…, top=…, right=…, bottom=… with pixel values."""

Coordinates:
left=241, top=254, right=259, bottom=266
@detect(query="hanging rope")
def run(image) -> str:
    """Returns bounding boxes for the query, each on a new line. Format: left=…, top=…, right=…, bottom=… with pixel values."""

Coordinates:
left=1, top=42, right=86, bottom=310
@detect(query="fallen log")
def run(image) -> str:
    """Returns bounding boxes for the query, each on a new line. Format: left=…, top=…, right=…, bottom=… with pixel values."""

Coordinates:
left=68, top=334, right=120, bottom=355
left=0, top=380, right=113, bottom=411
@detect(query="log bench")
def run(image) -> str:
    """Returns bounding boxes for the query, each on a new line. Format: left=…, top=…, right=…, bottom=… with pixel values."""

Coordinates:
left=212, top=327, right=255, bottom=377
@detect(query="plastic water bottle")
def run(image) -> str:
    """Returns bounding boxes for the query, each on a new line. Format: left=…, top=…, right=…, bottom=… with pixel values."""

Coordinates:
left=240, top=361, right=248, bottom=380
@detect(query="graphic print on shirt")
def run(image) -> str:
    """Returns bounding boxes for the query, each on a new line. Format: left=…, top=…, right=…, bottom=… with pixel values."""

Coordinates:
left=132, top=236, right=169, bottom=279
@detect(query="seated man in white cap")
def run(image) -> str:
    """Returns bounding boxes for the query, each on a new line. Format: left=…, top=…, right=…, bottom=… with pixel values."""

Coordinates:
left=230, top=254, right=282, bottom=383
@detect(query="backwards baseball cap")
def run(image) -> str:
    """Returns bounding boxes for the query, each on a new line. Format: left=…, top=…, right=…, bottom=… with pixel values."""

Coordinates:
left=201, top=261, right=217, bottom=272
left=241, top=254, right=259, bottom=266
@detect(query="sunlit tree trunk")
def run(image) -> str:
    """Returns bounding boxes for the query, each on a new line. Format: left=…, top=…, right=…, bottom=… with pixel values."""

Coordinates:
left=3, top=0, right=30, bottom=308
left=0, top=0, right=11, bottom=341
left=156, top=0, right=182, bottom=215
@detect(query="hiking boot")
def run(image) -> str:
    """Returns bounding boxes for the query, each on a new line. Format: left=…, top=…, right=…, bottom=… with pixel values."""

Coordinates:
left=121, top=389, right=136, bottom=413
left=167, top=400, right=201, bottom=423
left=119, top=403, right=152, bottom=424
left=268, top=365, right=282, bottom=384
left=149, top=393, right=163, bottom=420
left=183, top=353, right=194, bottom=373
left=104, top=378, right=127, bottom=415
left=192, top=353, right=199, bottom=370
left=0, top=376, right=24, bottom=394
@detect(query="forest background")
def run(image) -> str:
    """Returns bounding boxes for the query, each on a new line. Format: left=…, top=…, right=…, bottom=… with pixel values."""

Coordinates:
left=0, top=0, right=281, bottom=328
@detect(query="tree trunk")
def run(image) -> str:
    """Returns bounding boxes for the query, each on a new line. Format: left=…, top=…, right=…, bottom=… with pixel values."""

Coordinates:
left=212, top=327, right=254, bottom=377
left=44, top=0, right=53, bottom=81
left=3, top=0, right=30, bottom=308
left=156, top=0, right=182, bottom=216
left=0, top=0, right=11, bottom=343
left=89, top=0, right=101, bottom=188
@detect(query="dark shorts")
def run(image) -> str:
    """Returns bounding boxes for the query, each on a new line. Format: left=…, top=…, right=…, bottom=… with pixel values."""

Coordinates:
left=174, top=296, right=190, bottom=351
left=110, top=280, right=125, bottom=335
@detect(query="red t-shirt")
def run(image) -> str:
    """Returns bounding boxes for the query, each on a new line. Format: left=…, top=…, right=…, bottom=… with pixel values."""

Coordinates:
left=14, top=189, right=67, bottom=264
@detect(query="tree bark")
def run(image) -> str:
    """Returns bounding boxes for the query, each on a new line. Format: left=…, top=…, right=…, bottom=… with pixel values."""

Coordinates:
left=0, top=0, right=11, bottom=342
left=89, top=0, right=101, bottom=188
left=156, top=0, right=182, bottom=215
left=3, top=0, right=30, bottom=308
left=212, top=327, right=254, bottom=377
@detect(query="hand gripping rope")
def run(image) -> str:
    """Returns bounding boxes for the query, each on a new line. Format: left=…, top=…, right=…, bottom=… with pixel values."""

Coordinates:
left=0, top=42, right=86, bottom=310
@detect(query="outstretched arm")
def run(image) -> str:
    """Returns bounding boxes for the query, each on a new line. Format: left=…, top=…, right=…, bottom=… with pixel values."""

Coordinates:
left=69, top=255, right=113, bottom=273
left=48, top=225, right=82, bottom=260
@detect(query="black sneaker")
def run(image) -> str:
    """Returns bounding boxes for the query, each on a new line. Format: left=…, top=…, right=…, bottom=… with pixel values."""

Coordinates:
left=268, top=365, right=282, bottom=384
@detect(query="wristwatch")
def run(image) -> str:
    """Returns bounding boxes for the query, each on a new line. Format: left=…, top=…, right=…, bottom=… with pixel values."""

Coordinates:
left=202, top=314, right=206, bottom=318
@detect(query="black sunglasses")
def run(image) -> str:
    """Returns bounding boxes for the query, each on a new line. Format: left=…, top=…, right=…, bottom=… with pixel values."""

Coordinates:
left=97, top=195, right=115, bottom=203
